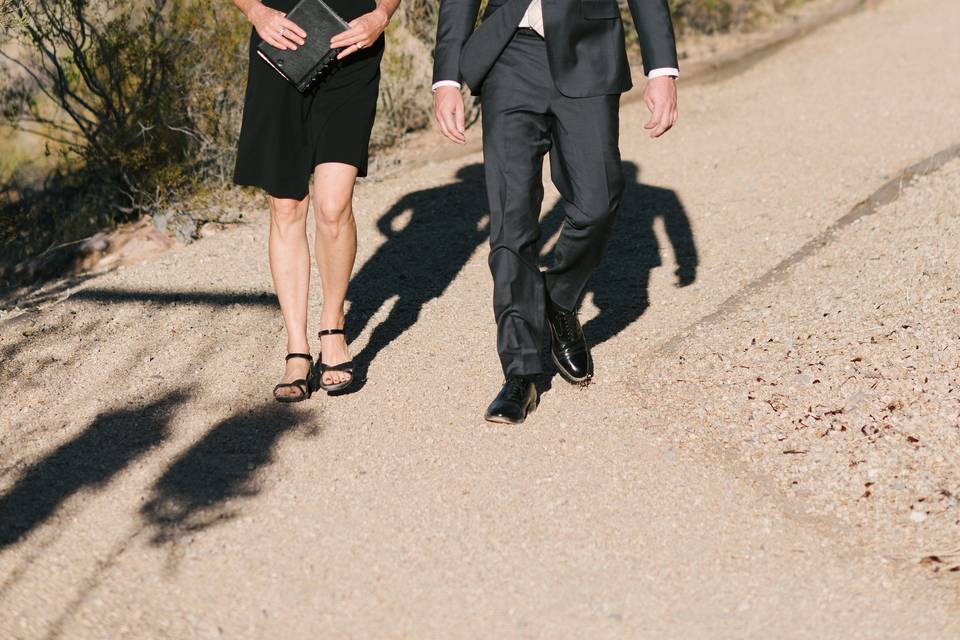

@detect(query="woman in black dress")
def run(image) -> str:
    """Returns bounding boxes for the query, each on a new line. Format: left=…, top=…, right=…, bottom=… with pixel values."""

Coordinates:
left=232, top=0, right=400, bottom=401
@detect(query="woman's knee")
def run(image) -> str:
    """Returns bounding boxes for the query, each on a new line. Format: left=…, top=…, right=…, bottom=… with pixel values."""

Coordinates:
left=270, top=198, right=308, bottom=230
left=314, top=194, right=353, bottom=230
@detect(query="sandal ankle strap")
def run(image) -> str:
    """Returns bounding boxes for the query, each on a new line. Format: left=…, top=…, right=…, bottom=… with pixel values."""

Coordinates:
left=285, top=352, right=314, bottom=362
left=318, top=329, right=345, bottom=337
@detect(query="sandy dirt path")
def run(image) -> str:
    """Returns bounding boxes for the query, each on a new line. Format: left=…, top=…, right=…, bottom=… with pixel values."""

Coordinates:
left=2, top=0, right=959, bottom=637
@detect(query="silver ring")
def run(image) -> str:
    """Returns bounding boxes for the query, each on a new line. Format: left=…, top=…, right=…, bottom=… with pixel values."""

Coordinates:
left=356, top=42, right=363, bottom=49
left=279, top=27, right=286, bottom=38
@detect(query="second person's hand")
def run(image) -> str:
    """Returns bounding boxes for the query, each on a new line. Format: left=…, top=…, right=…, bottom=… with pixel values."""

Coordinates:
left=331, top=8, right=389, bottom=59
left=643, top=76, right=679, bottom=138
left=433, top=86, right=466, bottom=144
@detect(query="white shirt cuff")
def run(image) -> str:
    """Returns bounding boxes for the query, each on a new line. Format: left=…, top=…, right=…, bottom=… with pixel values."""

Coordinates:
left=432, top=80, right=462, bottom=91
left=647, top=67, right=679, bottom=79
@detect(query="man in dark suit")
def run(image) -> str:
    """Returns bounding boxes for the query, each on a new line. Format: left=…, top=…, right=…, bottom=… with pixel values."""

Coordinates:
left=433, top=0, right=679, bottom=424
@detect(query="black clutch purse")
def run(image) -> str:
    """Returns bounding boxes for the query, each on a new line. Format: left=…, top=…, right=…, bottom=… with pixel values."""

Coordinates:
left=256, top=0, right=350, bottom=93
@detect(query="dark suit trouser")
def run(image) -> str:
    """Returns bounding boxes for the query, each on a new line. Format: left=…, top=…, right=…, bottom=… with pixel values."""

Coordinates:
left=481, top=31, right=625, bottom=377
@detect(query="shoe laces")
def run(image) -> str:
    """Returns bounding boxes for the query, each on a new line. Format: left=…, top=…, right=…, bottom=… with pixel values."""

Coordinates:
left=555, top=309, right=580, bottom=342
left=505, top=377, right=527, bottom=401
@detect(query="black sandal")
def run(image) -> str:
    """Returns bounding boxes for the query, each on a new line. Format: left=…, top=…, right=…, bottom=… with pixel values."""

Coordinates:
left=273, top=353, right=316, bottom=403
left=316, top=329, right=355, bottom=393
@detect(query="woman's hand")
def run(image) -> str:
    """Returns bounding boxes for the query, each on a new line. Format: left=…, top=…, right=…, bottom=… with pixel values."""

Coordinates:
left=246, top=2, right=306, bottom=50
left=330, top=8, right=389, bottom=60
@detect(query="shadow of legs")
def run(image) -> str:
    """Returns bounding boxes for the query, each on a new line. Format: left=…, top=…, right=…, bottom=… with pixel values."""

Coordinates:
left=341, top=163, right=489, bottom=377
left=539, top=161, right=698, bottom=349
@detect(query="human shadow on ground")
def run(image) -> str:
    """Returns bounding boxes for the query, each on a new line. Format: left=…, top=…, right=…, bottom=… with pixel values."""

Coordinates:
left=539, top=161, right=698, bottom=350
left=0, top=390, right=188, bottom=550
left=342, top=163, right=489, bottom=389
left=141, top=403, right=310, bottom=545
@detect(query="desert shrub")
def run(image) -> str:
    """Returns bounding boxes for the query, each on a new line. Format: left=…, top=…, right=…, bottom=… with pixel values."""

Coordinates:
left=400, top=0, right=441, bottom=46
left=1, top=1, right=247, bottom=201
left=670, top=0, right=736, bottom=33
left=169, top=3, right=250, bottom=185
left=0, top=0, right=248, bottom=277
left=0, top=1, right=19, bottom=31
left=668, top=0, right=809, bottom=34
left=4, top=2, right=185, bottom=206
left=371, top=20, right=434, bottom=150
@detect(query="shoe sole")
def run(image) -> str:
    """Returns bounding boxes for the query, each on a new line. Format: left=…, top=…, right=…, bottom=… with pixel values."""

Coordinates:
left=319, top=380, right=354, bottom=394
left=274, top=379, right=314, bottom=403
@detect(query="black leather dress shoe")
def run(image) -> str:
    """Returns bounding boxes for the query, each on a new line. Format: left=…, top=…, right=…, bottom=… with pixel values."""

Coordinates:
left=547, top=302, right=593, bottom=384
left=484, top=376, right=538, bottom=424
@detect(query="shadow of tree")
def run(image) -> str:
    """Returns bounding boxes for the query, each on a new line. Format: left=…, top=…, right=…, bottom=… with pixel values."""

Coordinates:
left=0, top=313, right=106, bottom=389
left=1, top=287, right=277, bottom=387
left=0, top=272, right=102, bottom=313
left=539, top=161, right=698, bottom=348
left=141, top=403, right=310, bottom=545
left=68, top=288, right=278, bottom=307
left=0, top=390, right=188, bottom=550
left=343, top=163, right=489, bottom=387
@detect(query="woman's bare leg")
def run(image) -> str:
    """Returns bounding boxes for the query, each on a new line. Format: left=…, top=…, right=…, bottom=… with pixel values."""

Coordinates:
left=268, top=195, right=312, bottom=397
left=312, top=163, right=359, bottom=385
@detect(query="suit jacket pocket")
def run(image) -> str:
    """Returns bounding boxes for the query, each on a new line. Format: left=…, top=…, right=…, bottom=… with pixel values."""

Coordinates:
left=580, top=0, right=619, bottom=19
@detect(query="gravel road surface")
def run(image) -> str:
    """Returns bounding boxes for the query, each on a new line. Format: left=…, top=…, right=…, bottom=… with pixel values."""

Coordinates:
left=1, top=0, right=959, bottom=637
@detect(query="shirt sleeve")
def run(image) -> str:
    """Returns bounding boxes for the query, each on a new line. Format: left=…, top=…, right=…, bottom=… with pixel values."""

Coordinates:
left=432, top=80, right=463, bottom=91
left=647, top=67, right=680, bottom=79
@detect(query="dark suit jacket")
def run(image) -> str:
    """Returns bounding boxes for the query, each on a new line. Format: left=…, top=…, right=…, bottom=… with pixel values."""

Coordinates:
left=433, top=0, right=678, bottom=97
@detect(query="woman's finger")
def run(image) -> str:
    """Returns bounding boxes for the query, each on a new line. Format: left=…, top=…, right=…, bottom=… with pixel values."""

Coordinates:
left=331, top=32, right=369, bottom=49
left=330, top=24, right=365, bottom=48
left=279, top=17, right=307, bottom=39
left=336, top=43, right=365, bottom=60
left=279, top=27, right=305, bottom=46
left=264, top=33, right=289, bottom=50
left=280, top=27, right=304, bottom=48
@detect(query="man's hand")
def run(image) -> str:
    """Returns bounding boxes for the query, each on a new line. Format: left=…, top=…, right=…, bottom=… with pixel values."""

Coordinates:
left=643, top=76, right=678, bottom=138
left=434, top=86, right=466, bottom=145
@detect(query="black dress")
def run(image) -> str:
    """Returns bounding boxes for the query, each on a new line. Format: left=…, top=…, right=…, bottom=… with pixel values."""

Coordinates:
left=233, top=0, right=384, bottom=200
